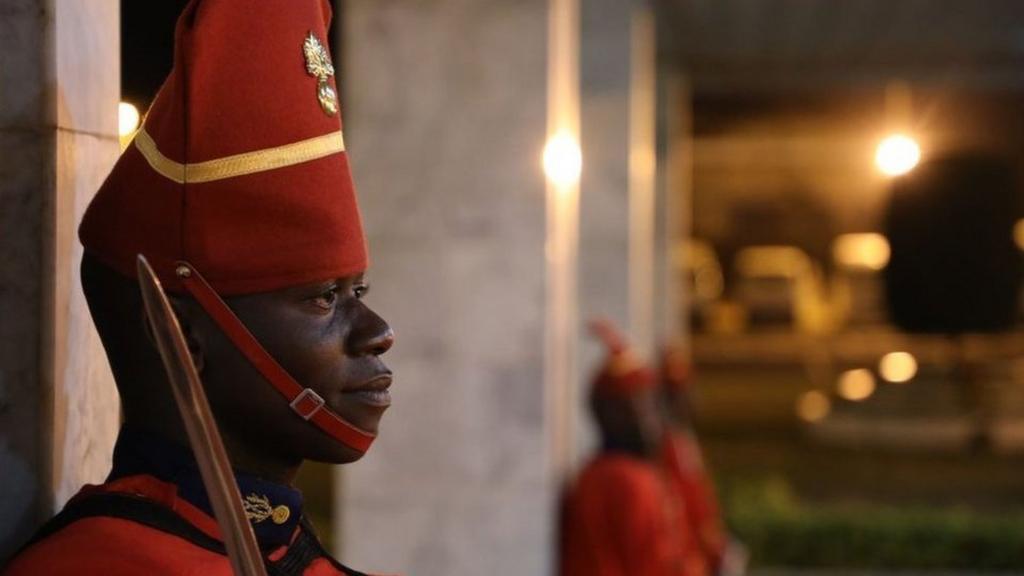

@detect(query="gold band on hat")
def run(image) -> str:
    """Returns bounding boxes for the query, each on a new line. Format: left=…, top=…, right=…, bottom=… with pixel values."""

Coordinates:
left=134, top=127, right=346, bottom=184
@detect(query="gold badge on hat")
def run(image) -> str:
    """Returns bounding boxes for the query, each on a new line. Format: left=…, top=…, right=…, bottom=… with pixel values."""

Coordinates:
left=303, top=32, right=338, bottom=116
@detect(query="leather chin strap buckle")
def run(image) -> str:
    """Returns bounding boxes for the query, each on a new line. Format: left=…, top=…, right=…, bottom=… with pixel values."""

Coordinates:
left=290, top=388, right=326, bottom=420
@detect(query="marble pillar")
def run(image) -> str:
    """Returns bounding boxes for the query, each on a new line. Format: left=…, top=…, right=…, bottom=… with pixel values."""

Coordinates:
left=337, top=1, right=552, bottom=575
left=577, top=0, right=660, bottom=458
left=579, top=0, right=660, bottom=355
left=0, top=0, right=119, bottom=559
left=656, top=70, right=692, bottom=347
left=579, top=0, right=632, bottom=346
left=0, top=0, right=51, bottom=557
left=336, top=0, right=664, bottom=572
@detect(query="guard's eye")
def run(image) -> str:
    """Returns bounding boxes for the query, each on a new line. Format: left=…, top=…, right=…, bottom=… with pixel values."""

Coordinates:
left=311, top=285, right=340, bottom=310
left=353, top=283, right=370, bottom=300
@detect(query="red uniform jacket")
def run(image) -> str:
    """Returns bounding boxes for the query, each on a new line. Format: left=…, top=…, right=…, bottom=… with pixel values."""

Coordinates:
left=560, top=453, right=706, bottom=576
left=3, top=428, right=385, bottom=576
left=3, top=475, right=372, bottom=576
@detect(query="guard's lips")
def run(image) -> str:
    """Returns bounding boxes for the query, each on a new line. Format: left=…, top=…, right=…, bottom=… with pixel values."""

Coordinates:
left=345, top=373, right=392, bottom=393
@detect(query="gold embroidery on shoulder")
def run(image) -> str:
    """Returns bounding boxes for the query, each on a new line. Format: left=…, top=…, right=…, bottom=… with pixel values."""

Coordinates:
left=243, top=493, right=274, bottom=524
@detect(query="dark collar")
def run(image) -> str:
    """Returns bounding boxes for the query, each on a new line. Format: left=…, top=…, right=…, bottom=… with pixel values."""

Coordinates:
left=107, top=426, right=304, bottom=549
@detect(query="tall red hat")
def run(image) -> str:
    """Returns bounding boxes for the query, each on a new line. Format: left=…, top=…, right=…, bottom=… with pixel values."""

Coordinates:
left=81, top=0, right=365, bottom=296
left=80, top=0, right=376, bottom=454
left=589, top=319, right=655, bottom=396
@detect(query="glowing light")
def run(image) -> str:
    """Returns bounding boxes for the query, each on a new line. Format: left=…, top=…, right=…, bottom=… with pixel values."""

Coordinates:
left=833, top=233, right=890, bottom=271
left=837, top=369, right=876, bottom=402
left=118, top=102, right=140, bottom=138
left=796, top=390, right=831, bottom=423
left=543, top=133, right=582, bottom=187
left=1014, top=220, right=1024, bottom=251
left=879, top=351, right=918, bottom=383
left=875, top=134, right=920, bottom=176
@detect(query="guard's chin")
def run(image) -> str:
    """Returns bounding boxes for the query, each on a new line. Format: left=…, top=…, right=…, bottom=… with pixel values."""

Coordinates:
left=306, top=439, right=367, bottom=465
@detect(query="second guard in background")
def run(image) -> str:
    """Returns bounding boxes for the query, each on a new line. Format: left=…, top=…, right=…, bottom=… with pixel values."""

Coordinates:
left=560, top=321, right=707, bottom=576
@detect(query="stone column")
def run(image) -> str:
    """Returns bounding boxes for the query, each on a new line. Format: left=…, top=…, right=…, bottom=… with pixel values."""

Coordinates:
left=577, top=0, right=659, bottom=456
left=579, top=0, right=659, bottom=354
left=579, top=0, right=632, bottom=347
left=337, top=1, right=555, bottom=574
left=0, top=0, right=119, bottom=559
left=656, top=70, right=693, bottom=347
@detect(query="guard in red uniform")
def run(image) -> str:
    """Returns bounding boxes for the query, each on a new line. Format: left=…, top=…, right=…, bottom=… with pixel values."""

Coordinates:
left=4, top=0, right=394, bottom=574
left=659, top=346, right=730, bottom=576
left=560, top=322, right=707, bottom=576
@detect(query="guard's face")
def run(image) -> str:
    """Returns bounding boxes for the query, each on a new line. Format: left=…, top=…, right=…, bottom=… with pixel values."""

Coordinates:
left=594, top=387, right=662, bottom=456
left=628, top=388, right=662, bottom=453
left=189, top=273, right=394, bottom=464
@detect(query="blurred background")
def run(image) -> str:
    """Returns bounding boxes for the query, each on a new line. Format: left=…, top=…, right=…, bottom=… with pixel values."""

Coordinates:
left=4, top=0, right=1024, bottom=574
left=665, top=2, right=1024, bottom=573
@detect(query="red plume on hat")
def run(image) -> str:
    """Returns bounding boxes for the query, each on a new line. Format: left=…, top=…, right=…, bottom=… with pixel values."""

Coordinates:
left=79, top=0, right=377, bottom=455
left=80, top=0, right=364, bottom=296
left=589, top=319, right=655, bottom=395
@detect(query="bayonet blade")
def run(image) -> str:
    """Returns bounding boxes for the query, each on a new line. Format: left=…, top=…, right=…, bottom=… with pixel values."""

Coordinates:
left=136, top=255, right=268, bottom=576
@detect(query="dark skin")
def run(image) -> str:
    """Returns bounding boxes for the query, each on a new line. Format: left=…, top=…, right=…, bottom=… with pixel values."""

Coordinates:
left=591, top=387, right=662, bottom=459
left=82, top=255, right=394, bottom=485
left=660, top=350, right=696, bottom=430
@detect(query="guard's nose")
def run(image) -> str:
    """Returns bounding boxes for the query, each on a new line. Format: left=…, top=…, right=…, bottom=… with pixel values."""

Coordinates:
left=349, top=306, right=394, bottom=357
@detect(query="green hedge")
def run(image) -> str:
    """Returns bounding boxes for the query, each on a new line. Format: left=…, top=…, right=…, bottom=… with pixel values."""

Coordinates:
left=726, top=479, right=1024, bottom=571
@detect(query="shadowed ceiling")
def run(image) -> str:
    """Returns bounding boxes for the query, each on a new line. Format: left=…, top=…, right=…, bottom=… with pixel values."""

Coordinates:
left=657, top=0, right=1024, bottom=92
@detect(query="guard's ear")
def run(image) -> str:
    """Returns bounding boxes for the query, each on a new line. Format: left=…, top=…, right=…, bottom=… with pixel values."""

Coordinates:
left=141, top=296, right=206, bottom=374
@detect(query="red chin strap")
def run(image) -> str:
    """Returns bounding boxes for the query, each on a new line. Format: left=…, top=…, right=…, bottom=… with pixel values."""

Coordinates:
left=173, top=261, right=376, bottom=454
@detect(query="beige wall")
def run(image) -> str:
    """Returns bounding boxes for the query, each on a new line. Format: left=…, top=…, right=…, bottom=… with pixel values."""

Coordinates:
left=0, top=0, right=119, bottom=559
left=336, top=0, right=665, bottom=574
left=337, top=1, right=553, bottom=574
left=578, top=0, right=662, bottom=457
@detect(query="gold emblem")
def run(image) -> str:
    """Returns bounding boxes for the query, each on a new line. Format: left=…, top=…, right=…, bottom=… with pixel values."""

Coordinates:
left=271, top=505, right=291, bottom=525
left=243, top=494, right=293, bottom=526
left=303, top=32, right=338, bottom=116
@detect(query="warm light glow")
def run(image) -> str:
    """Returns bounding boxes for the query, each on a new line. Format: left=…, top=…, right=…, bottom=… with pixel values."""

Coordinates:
left=796, top=390, right=831, bottom=423
left=735, top=246, right=812, bottom=279
left=833, top=233, right=890, bottom=271
left=1014, top=220, right=1024, bottom=251
left=684, top=240, right=725, bottom=303
left=875, top=134, right=920, bottom=176
left=837, top=369, right=876, bottom=402
left=543, top=133, right=582, bottom=187
left=119, top=102, right=140, bottom=138
left=879, top=351, right=918, bottom=383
